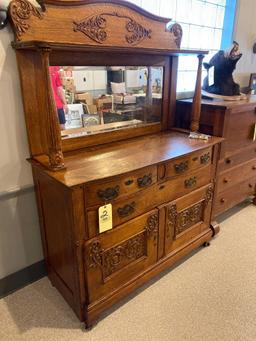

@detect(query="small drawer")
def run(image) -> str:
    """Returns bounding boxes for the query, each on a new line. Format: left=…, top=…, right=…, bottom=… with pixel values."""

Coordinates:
left=158, top=147, right=212, bottom=180
left=86, top=165, right=212, bottom=238
left=219, top=146, right=256, bottom=172
left=85, top=165, right=157, bottom=206
left=217, top=158, right=256, bottom=192
left=214, top=178, right=256, bottom=216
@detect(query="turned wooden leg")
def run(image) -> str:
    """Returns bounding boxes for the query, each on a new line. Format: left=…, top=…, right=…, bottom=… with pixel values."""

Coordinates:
left=210, top=221, right=220, bottom=237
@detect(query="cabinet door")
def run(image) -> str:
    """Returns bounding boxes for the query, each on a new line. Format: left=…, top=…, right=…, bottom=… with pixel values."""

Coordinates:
left=84, top=209, right=159, bottom=303
left=73, top=70, right=94, bottom=91
left=164, top=184, right=214, bottom=255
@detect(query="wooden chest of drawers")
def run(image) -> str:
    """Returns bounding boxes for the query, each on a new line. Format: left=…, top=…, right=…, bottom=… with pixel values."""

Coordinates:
left=176, top=97, right=256, bottom=216
left=32, top=132, right=221, bottom=327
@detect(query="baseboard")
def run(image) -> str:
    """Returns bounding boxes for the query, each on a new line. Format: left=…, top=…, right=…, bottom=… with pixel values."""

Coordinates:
left=0, top=260, right=47, bottom=299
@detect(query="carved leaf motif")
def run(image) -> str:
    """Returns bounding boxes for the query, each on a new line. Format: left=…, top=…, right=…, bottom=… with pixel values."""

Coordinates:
left=167, top=204, right=177, bottom=239
left=9, top=0, right=43, bottom=40
left=74, top=12, right=151, bottom=46
left=145, top=214, right=158, bottom=237
left=48, top=149, right=65, bottom=170
left=176, top=202, right=203, bottom=235
left=205, top=185, right=214, bottom=206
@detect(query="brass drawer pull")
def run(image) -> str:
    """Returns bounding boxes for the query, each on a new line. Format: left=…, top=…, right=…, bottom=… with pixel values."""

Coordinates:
left=184, top=177, right=197, bottom=188
left=200, top=152, right=210, bottom=165
left=137, top=174, right=152, bottom=188
left=174, top=161, right=188, bottom=174
left=97, top=185, right=120, bottom=201
left=117, top=202, right=136, bottom=218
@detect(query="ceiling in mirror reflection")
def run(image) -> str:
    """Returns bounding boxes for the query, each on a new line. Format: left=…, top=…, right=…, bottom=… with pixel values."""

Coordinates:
left=49, top=66, right=164, bottom=139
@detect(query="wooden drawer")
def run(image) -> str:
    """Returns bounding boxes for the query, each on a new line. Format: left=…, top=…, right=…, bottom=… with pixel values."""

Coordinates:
left=85, top=165, right=157, bottom=206
left=219, top=145, right=256, bottom=172
left=158, top=147, right=212, bottom=180
left=163, top=184, right=213, bottom=256
left=217, top=158, right=256, bottom=192
left=214, top=178, right=256, bottom=216
left=84, top=209, right=159, bottom=303
left=86, top=165, right=212, bottom=238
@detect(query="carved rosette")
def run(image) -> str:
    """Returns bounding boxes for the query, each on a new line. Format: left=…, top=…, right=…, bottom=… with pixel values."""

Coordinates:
left=169, top=23, right=183, bottom=48
left=74, top=12, right=151, bottom=46
left=9, top=0, right=43, bottom=40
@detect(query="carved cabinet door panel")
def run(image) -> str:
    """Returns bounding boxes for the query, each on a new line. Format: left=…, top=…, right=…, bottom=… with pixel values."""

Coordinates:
left=164, top=184, right=214, bottom=255
left=84, top=209, right=159, bottom=303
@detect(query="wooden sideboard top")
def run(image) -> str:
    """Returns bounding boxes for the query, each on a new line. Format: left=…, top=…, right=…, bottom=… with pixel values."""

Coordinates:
left=33, top=131, right=223, bottom=187
left=178, top=95, right=256, bottom=109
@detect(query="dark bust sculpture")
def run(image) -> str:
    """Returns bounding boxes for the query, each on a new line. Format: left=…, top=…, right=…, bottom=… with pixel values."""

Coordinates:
left=202, top=42, right=242, bottom=97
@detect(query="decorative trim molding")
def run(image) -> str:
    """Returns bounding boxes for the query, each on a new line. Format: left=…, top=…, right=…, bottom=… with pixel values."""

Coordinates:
left=74, top=12, right=152, bottom=45
left=8, top=0, right=43, bottom=40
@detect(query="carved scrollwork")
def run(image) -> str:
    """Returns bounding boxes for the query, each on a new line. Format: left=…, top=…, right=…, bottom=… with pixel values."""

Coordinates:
left=87, top=240, right=103, bottom=268
left=205, top=185, right=214, bottom=207
left=145, top=214, right=158, bottom=237
left=176, top=202, right=203, bottom=235
left=74, top=12, right=151, bottom=46
left=168, top=23, right=183, bottom=48
left=167, top=204, right=177, bottom=240
left=102, top=233, right=145, bottom=278
left=9, top=0, right=43, bottom=40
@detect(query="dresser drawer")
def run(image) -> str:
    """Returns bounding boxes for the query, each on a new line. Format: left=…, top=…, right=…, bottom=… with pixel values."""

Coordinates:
left=84, top=209, right=159, bottom=303
left=158, top=147, right=212, bottom=180
left=219, top=145, right=256, bottom=172
left=164, top=184, right=213, bottom=256
left=86, top=165, right=212, bottom=238
left=218, top=158, right=256, bottom=192
left=214, top=178, right=256, bottom=216
left=85, top=165, right=157, bottom=207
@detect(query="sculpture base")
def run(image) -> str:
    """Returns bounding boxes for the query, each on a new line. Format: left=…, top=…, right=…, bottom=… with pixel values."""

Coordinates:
left=202, top=90, right=247, bottom=101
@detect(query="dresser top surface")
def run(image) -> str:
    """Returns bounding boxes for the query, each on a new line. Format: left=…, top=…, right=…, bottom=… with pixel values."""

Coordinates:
left=178, top=95, right=256, bottom=109
left=33, top=131, right=222, bottom=187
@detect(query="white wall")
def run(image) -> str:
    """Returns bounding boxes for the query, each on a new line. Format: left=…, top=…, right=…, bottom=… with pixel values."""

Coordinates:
left=233, top=0, right=256, bottom=87
left=0, top=2, right=43, bottom=279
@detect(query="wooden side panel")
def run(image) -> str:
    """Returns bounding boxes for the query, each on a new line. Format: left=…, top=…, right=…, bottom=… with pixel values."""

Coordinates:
left=9, top=0, right=181, bottom=50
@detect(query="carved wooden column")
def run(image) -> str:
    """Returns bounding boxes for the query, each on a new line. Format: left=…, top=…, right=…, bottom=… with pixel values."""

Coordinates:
left=40, top=48, right=65, bottom=170
left=190, top=54, right=204, bottom=132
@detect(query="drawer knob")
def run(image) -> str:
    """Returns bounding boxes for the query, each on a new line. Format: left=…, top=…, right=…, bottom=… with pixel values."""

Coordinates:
left=220, top=198, right=225, bottom=203
left=252, top=166, right=256, bottom=170
left=137, top=174, right=152, bottom=188
left=200, top=153, right=211, bottom=165
left=174, top=161, right=189, bottom=174
left=97, top=185, right=120, bottom=201
left=226, top=158, right=232, bottom=164
left=184, top=177, right=197, bottom=188
left=224, top=178, right=229, bottom=183
left=117, top=202, right=136, bottom=218
left=249, top=183, right=253, bottom=188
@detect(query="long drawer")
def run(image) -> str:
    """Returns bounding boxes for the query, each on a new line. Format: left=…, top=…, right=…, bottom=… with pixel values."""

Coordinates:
left=219, top=145, right=256, bottom=172
left=85, top=165, right=157, bottom=207
left=217, top=158, right=256, bottom=192
left=214, top=178, right=256, bottom=216
left=86, top=165, right=212, bottom=238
